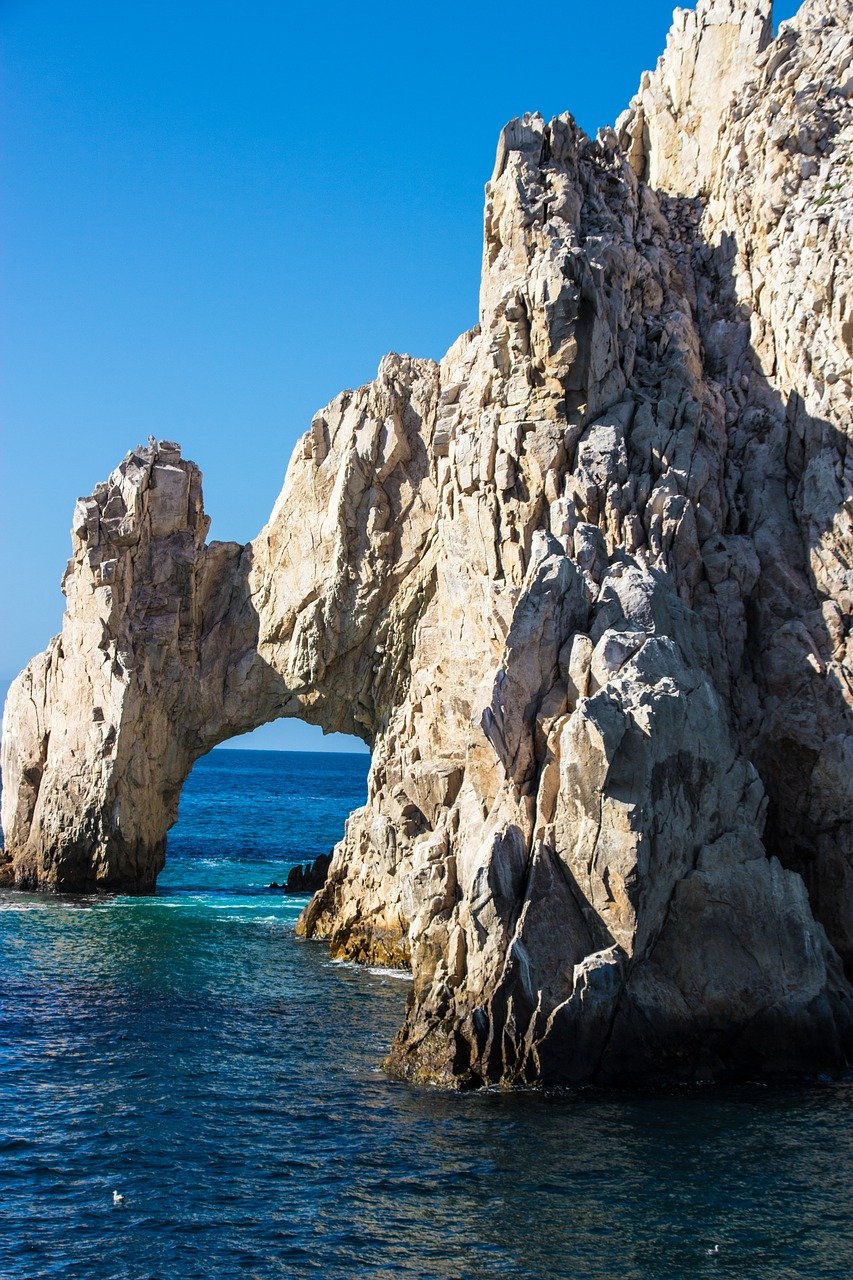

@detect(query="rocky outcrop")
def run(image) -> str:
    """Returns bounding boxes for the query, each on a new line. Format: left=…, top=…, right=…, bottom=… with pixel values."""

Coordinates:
left=617, top=0, right=774, bottom=195
left=3, top=0, right=852, bottom=1084
left=280, top=854, right=332, bottom=895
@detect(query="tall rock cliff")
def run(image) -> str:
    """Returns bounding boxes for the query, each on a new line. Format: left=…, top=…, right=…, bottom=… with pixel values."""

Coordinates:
left=3, top=0, right=852, bottom=1085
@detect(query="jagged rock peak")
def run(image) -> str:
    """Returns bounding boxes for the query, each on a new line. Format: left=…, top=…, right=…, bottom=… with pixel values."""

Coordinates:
left=2, top=1, right=852, bottom=1086
left=617, top=0, right=774, bottom=194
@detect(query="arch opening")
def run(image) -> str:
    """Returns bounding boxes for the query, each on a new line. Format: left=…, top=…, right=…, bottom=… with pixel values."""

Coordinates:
left=161, top=728, right=370, bottom=904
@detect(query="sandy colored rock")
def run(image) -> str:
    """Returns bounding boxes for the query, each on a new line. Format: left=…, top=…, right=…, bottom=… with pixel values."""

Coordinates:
left=3, top=0, right=852, bottom=1084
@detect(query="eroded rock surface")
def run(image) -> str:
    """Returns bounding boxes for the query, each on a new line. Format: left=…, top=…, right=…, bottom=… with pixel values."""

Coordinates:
left=3, top=0, right=852, bottom=1084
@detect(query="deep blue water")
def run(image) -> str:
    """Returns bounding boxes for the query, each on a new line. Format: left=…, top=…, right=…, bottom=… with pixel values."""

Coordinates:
left=1, top=748, right=851, bottom=1280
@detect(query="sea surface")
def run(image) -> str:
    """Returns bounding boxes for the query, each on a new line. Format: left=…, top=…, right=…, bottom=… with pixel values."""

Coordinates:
left=1, top=747, right=850, bottom=1280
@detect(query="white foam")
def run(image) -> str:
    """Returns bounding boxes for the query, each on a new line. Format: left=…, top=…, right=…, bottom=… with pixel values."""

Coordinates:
left=368, top=966, right=413, bottom=982
left=215, top=913, right=283, bottom=924
left=326, top=958, right=412, bottom=982
left=206, top=902, right=286, bottom=911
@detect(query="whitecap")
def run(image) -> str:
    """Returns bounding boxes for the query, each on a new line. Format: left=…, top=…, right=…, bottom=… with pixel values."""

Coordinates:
left=325, top=958, right=412, bottom=981
left=206, top=902, right=286, bottom=911
left=214, top=912, right=285, bottom=923
left=368, top=966, right=413, bottom=982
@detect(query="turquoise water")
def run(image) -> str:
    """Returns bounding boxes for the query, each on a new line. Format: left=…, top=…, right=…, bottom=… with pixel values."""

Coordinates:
left=1, top=748, right=851, bottom=1280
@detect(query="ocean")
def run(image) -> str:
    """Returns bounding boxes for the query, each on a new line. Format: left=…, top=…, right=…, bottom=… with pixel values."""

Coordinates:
left=1, top=748, right=850, bottom=1279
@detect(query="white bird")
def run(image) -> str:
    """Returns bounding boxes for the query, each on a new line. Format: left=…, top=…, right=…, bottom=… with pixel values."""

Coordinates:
left=112, top=1190, right=126, bottom=1207
left=706, top=1245, right=720, bottom=1256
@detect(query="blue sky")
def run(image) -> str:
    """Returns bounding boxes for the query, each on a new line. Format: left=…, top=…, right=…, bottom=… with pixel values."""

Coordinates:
left=1, top=0, right=800, bottom=752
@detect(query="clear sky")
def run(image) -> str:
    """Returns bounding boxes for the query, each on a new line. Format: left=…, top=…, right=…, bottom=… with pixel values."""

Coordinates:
left=1, top=0, right=800, bottom=752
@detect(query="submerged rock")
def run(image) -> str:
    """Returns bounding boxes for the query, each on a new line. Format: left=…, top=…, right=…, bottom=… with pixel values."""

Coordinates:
left=2, top=0, right=852, bottom=1084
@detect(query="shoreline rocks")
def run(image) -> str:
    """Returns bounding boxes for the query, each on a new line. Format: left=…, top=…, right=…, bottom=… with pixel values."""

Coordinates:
left=270, top=854, right=333, bottom=895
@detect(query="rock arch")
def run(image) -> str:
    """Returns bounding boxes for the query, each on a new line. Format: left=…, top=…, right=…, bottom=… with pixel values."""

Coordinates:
left=1, top=356, right=438, bottom=892
left=3, top=0, right=852, bottom=1084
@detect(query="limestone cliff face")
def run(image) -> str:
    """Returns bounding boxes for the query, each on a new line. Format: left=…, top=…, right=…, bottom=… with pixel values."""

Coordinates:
left=3, top=0, right=852, bottom=1084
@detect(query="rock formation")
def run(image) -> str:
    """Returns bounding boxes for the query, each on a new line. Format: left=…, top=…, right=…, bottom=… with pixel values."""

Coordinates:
left=280, top=854, right=332, bottom=895
left=3, top=0, right=852, bottom=1085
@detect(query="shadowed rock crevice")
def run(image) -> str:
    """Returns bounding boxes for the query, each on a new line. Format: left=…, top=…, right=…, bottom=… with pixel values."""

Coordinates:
left=2, top=0, right=852, bottom=1085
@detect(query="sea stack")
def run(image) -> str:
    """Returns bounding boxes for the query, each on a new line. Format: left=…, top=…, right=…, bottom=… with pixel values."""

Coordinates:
left=3, top=0, right=852, bottom=1085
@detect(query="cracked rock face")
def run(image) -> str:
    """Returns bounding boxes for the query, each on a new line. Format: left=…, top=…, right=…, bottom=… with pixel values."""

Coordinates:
left=3, top=0, right=852, bottom=1085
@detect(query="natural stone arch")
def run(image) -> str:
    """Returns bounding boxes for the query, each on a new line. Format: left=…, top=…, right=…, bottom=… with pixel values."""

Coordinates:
left=1, top=354, right=438, bottom=893
left=3, top=0, right=852, bottom=1086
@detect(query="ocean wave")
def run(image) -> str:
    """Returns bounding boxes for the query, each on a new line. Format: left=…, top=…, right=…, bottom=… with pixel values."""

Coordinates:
left=206, top=902, right=288, bottom=911
left=326, top=958, right=412, bottom=981
left=367, top=967, right=413, bottom=981
left=213, top=913, right=283, bottom=924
